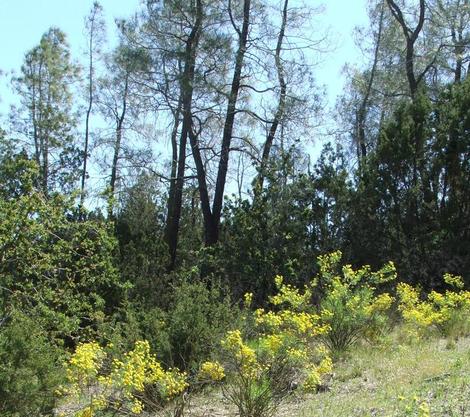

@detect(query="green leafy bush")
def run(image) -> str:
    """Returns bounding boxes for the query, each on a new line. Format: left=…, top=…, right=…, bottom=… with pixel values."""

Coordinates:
left=0, top=170, right=122, bottom=342
left=0, top=310, right=63, bottom=417
left=164, top=279, right=239, bottom=371
left=100, top=277, right=239, bottom=372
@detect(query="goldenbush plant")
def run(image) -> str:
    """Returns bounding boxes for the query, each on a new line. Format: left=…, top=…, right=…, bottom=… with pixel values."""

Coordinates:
left=314, top=251, right=396, bottom=353
left=219, top=272, right=332, bottom=417
left=60, top=340, right=188, bottom=417
left=397, top=273, right=470, bottom=339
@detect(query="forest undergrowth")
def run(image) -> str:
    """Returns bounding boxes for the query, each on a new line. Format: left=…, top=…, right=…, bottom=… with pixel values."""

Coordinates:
left=52, top=252, right=470, bottom=417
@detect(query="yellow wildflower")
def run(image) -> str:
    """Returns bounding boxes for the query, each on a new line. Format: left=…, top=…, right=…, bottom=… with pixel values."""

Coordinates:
left=199, top=361, right=225, bottom=382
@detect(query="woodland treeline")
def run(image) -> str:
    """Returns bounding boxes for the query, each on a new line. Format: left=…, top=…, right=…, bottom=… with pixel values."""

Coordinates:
left=0, top=0, right=469, bottom=414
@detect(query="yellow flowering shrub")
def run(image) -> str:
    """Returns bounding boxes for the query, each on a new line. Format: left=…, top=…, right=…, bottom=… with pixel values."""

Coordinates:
left=222, top=330, right=261, bottom=379
left=255, top=308, right=328, bottom=338
left=397, top=275, right=470, bottom=338
left=220, top=271, right=334, bottom=417
left=314, top=251, right=396, bottom=353
left=443, top=273, right=464, bottom=289
left=270, top=275, right=312, bottom=311
left=61, top=340, right=188, bottom=417
left=303, top=370, right=321, bottom=393
left=303, top=353, right=334, bottom=393
left=198, top=361, right=225, bottom=382
left=66, top=342, right=106, bottom=389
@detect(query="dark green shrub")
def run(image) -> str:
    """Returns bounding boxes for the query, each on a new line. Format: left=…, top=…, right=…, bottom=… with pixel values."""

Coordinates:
left=0, top=310, right=63, bottom=417
left=99, top=278, right=239, bottom=373
left=165, top=279, right=239, bottom=371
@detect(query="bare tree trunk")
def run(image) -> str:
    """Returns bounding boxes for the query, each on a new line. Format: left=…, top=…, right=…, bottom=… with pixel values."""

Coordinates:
left=189, top=125, right=218, bottom=246
left=80, top=33, right=94, bottom=207
left=109, top=74, right=129, bottom=216
left=254, top=0, right=288, bottom=201
left=31, top=80, right=41, bottom=193
left=43, top=89, right=52, bottom=196
left=386, top=0, right=425, bottom=99
left=81, top=3, right=103, bottom=208
left=452, top=26, right=464, bottom=83
left=166, top=0, right=203, bottom=268
left=357, top=0, right=385, bottom=161
left=210, top=0, right=252, bottom=244
left=165, top=95, right=183, bottom=269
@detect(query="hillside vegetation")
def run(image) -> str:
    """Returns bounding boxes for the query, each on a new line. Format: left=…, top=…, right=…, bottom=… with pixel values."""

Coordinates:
left=1, top=1, right=470, bottom=416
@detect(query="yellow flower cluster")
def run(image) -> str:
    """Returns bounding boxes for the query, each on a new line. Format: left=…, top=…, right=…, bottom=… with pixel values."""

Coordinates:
left=113, top=340, right=164, bottom=392
left=244, top=292, right=253, bottom=308
left=317, top=251, right=343, bottom=279
left=286, top=347, right=308, bottom=362
left=283, top=310, right=328, bottom=336
left=67, top=342, right=105, bottom=387
left=130, top=401, right=144, bottom=414
left=254, top=309, right=283, bottom=330
left=260, top=334, right=284, bottom=356
left=365, top=293, right=395, bottom=315
left=75, top=407, right=93, bottom=417
left=198, top=361, right=225, bottom=382
left=303, top=369, right=321, bottom=392
left=255, top=308, right=328, bottom=337
left=161, top=369, right=189, bottom=398
left=63, top=342, right=110, bottom=417
left=303, top=353, right=333, bottom=393
left=221, top=330, right=261, bottom=378
left=270, top=275, right=312, bottom=310
left=64, top=340, right=188, bottom=417
left=75, top=396, right=107, bottom=417
left=443, top=273, right=464, bottom=289
left=397, top=280, right=470, bottom=337
left=113, top=341, right=188, bottom=401
left=317, top=251, right=396, bottom=289
left=418, top=402, right=431, bottom=417
left=316, top=356, right=333, bottom=375
left=399, top=394, right=431, bottom=417
left=398, top=283, right=443, bottom=328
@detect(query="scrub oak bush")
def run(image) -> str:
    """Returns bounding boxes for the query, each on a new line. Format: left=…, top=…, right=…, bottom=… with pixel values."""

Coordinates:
left=98, top=279, right=239, bottom=373
left=162, top=279, right=239, bottom=372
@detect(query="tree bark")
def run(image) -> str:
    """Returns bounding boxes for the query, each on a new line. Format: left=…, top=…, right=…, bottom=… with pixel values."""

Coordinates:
left=386, top=0, right=425, bottom=99
left=80, top=29, right=94, bottom=207
left=254, top=0, right=288, bottom=201
left=165, top=0, right=203, bottom=267
left=109, top=74, right=129, bottom=198
left=357, top=0, right=385, bottom=161
left=164, top=95, right=183, bottom=269
left=211, top=0, right=252, bottom=242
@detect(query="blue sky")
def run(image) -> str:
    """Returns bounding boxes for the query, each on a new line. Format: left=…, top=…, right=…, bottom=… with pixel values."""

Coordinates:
left=0, top=0, right=369, bottom=117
